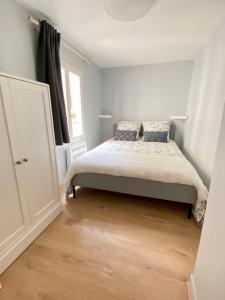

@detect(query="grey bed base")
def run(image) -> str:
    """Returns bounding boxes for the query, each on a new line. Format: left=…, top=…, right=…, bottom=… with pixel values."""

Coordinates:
left=71, top=173, right=197, bottom=219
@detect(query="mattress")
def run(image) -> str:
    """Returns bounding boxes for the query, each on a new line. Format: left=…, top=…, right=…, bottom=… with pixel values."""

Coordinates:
left=65, top=139, right=208, bottom=224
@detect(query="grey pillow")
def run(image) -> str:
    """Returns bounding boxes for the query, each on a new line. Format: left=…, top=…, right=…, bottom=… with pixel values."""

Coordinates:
left=115, top=130, right=137, bottom=141
left=143, top=131, right=168, bottom=143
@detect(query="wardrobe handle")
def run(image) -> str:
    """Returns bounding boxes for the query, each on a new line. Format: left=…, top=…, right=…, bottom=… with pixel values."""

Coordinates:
left=23, top=158, right=28, bottom=162
left=15, top=160, right=22, bottom=165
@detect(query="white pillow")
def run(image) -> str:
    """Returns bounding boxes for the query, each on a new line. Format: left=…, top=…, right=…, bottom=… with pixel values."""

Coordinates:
left=117, top=120, right=142, bottom=136
left=142, top=120, right=170, bottom=142
left=142, top=120, right=170, bottom=132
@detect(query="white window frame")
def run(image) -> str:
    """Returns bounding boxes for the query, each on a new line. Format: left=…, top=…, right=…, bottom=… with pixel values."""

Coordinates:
left=61, top=62, right=85, bottom=143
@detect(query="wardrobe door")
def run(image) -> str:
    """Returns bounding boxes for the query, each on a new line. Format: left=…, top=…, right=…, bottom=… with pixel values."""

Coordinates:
left=0, top=77, right=30, bottom=257
left=8, top=79, right=60, bottom=224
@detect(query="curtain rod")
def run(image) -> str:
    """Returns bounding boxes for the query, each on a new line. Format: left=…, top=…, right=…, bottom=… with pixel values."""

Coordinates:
left=28, top=16, right=92, bottom=65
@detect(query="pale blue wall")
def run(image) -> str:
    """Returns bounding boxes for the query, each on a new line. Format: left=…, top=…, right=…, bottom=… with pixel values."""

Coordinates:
left=0, top=0, right=37, bottom=79
left=0, top=0, right=102, bottom=183
left=0, top=0, right=102, bottom=150
left=101, top=61, right=193, bottom=147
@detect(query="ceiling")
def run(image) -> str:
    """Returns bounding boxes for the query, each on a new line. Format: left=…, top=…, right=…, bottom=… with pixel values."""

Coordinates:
left=16, top=0, right=225, bottom=68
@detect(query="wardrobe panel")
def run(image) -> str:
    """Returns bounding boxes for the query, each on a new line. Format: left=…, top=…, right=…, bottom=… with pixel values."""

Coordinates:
left=8, top=79, right=60, bottom=223
left=0, top=78, right=29, bottom=255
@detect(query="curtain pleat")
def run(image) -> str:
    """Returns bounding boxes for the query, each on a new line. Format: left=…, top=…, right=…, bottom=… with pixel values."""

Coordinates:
left=37, top=20, right=70, bottom=145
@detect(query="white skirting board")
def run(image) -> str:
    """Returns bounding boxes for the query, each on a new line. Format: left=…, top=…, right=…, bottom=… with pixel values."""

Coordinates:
left=0, top=203, right=62, bottom=275
left=190, top=274, right=198, bottom=300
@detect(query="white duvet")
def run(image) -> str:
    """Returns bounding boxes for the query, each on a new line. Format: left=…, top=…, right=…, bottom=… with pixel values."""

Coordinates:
left=65, top=139, right=208, bottom=224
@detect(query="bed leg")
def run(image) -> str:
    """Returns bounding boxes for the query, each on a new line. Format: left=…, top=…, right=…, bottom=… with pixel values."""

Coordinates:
left=187, top=204, right=192, bottom=219
left=72, top=185, right=76, bottom=198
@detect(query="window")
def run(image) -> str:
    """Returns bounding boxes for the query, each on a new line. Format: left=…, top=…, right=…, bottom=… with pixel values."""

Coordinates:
left=61, top=63, right=84, bottom=142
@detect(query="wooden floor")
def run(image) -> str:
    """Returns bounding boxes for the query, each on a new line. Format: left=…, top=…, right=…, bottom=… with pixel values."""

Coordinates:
left=0, top=188, right=201, bottom=300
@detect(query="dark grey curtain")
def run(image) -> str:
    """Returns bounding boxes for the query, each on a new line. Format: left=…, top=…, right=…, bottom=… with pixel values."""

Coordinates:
left=37, top=20, right=70, bottom=145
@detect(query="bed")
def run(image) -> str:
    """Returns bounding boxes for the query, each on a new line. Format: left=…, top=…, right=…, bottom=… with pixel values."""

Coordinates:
left=65, top=138, right=208, bottom=224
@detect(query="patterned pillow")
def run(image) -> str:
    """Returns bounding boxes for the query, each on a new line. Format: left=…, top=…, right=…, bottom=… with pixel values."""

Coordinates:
left=117, top=121, right=141, bottom=137
left=142, top=121, right=170, bottom=132
left=115, top=130, right=137, bottom=141
left=143, top=131, right=168, bottom=143
left=142, top=121, right=170, bottom=143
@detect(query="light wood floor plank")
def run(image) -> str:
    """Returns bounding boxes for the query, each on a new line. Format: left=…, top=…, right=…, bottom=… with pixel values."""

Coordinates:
left=0, top=187, right=201, bottom=300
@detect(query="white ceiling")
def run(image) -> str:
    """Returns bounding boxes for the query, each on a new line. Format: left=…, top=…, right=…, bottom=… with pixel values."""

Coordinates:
left=16, top=0, right=225, bottom=68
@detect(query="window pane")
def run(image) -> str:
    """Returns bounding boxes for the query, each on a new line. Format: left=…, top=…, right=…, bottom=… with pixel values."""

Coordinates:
left=69, top=71, right=83, bottom=138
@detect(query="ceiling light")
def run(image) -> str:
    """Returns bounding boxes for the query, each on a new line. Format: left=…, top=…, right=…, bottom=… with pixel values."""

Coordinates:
left=104, top=0, right=155, bottom=22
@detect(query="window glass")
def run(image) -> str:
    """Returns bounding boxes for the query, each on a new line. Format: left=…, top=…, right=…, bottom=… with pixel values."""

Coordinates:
left=61, top=64, right=84, bottom=141
left=69, top=71, right=83, bottom=137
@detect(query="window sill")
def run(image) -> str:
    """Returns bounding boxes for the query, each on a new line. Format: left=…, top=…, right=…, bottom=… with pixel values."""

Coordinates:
left=70, top=136, right=86, bottom=144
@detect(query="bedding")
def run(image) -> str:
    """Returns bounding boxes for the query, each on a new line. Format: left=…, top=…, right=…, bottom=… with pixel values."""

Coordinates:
left=142, top=120, right=170, bottom=132
left=143, top=120, right=170, bottom=142
left=143, top=131, right=168, bottom=142
left=65, top=139, right=208, bottom=224
left=115, top=130, right=137, bottom=141
left=117, top=121, right=141, bottom=137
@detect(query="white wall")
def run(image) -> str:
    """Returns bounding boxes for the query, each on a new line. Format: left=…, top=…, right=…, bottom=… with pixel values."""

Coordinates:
left=191, top=94, right=225, bottom=300
left=101, top=61, right=193, bottom=147
left=189, top=17, right=225, bottom=300
left=184, top=18, right=225, bottom=187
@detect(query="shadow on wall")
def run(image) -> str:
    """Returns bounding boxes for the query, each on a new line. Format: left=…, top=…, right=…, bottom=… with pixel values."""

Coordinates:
left=184, top=150, right=211, bottom=189
left=170, top=122, right=184, bottom=148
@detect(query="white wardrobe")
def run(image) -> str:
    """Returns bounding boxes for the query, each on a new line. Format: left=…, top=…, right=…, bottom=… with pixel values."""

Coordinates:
left=0, top=73, right=62, bottom=274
